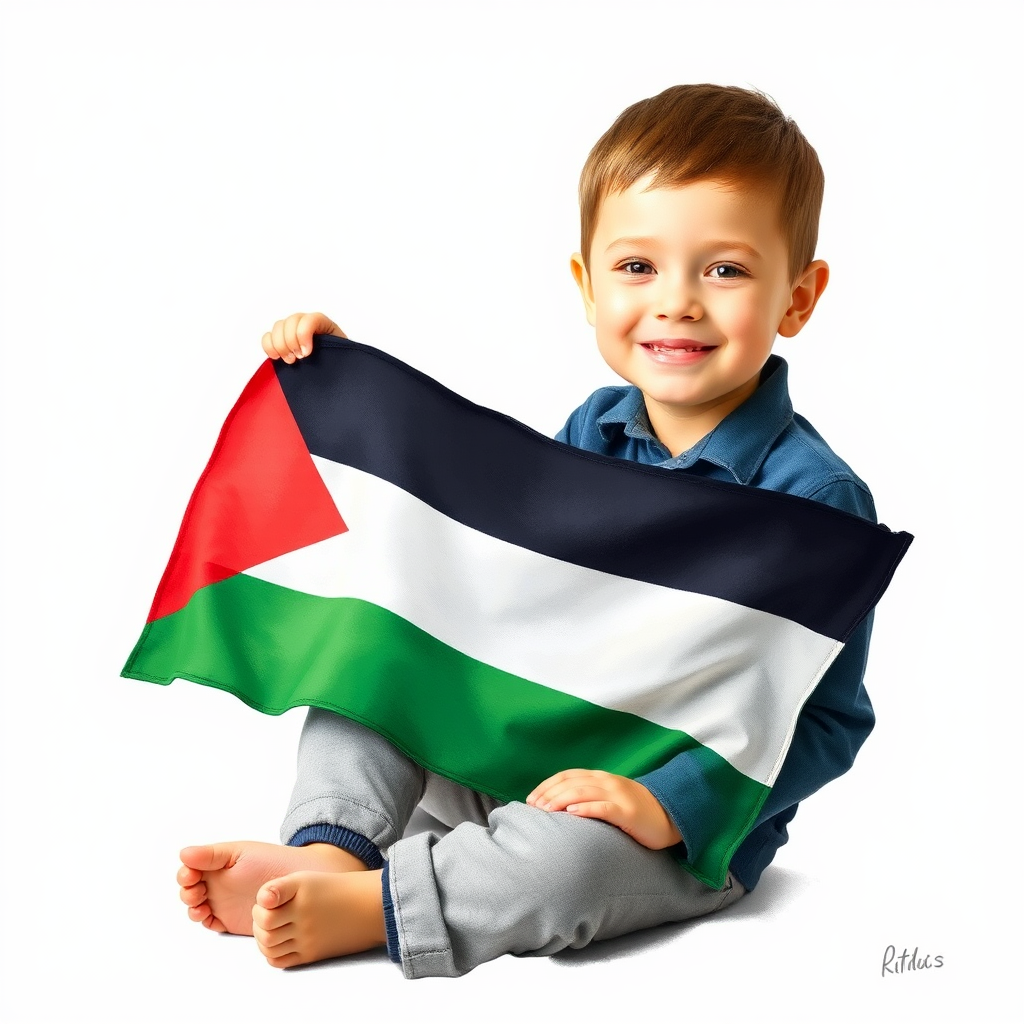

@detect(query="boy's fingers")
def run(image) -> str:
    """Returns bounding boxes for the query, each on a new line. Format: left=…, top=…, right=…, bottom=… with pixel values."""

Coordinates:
left=530, top=779, right=614, bottom=811
left=545, top=783, right=618, bottom=812
left=270, top=319, right=297, bottom=364
left=527, top=768, right=597, bottom=802
left=563, top=800, right=619, bottom=824
left=297, top=312, right=336, bottom=355
left=284, top=312, right=305, bottom=356
left=272, top=312, right=301, bottom=360
left=524, top=774, right=589, bottom=806
left=526, top=775, right=566, bottom=804
left=270, top=319, right=285, bottom=356
left=262, top=311, right=349, bottom=363
left=296, top=314, right=315, bottom=356
left=300, top=313, right=349, bottom=356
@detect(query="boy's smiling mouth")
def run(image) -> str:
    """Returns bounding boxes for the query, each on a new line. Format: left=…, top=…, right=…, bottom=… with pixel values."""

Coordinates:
left=640, top=339, right=717, bottom=362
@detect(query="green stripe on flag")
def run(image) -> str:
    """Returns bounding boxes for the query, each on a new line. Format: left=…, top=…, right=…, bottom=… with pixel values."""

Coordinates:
left=123, top=573, right=768, bottom=886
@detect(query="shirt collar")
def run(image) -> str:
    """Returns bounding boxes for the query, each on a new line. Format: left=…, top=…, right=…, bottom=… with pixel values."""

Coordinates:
left=594, top=354, right=794, bottom=484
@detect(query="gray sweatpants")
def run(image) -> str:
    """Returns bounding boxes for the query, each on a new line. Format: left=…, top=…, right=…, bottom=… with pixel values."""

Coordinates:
left=281, top=708, right=745, bottom=979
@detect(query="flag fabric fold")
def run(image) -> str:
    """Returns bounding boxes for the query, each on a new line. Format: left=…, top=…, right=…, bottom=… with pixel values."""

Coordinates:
left=122, top=337, right=912, bottom=888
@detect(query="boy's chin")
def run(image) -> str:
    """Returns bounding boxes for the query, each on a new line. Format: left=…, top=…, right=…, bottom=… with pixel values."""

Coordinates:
left=637, top=376, right=762, bottom=420
left=632, top=376, right=720, bottom=408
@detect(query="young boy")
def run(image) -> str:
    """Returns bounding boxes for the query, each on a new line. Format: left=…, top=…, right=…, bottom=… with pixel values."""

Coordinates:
left=177, top=83, right=877, bottom=978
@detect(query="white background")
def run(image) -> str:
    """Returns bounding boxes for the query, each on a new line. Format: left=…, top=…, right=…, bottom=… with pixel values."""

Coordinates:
left=1, top=2, right=1020, bottom=1021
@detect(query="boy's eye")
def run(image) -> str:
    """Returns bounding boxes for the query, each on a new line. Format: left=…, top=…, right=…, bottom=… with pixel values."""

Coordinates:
left=709, top=264, right=745, bottom=279
left=618, top=260, right=654, bottom=276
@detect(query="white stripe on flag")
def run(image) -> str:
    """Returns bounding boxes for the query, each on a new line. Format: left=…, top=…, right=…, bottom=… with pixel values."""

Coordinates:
left=243, top=457, right=841, bottom=784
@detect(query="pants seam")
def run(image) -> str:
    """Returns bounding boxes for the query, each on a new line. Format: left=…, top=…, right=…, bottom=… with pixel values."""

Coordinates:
left=287, top=792, right=395, bottom=838
left=391, top=851, right=413, bottom=976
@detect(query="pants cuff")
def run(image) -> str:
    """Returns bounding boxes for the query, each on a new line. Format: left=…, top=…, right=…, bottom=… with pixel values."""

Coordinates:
left=381, top=862, right=401, bottom=964
left=287, top=823, right=384, bottom=870
left=386, top=831, right=459, bottom=978
left=280, top=793, right=398, bottom=852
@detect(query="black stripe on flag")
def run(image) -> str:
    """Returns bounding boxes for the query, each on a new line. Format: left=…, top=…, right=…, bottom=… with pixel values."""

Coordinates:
left=274, top=338, right=912, bottom=641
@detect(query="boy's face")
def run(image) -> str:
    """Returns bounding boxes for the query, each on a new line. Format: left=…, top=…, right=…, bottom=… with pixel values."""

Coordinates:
left=572, top=177, right=826, bottom=452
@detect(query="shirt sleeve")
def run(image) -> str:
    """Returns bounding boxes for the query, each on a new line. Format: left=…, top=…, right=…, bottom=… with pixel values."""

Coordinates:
left=636, top=475, right=878, bottom=881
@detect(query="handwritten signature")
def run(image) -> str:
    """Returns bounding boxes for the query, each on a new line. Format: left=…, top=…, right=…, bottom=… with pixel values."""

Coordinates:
left=882, top=944, right=944, bottom=976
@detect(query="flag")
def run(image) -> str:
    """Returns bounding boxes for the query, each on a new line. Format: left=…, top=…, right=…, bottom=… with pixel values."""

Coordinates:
left=122, top=337, right=912, bottom=887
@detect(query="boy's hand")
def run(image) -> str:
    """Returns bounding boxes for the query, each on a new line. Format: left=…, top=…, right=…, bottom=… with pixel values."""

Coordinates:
left=526, top=769, right=683, bottom=851
left=261, top=312, right=347, bottom=364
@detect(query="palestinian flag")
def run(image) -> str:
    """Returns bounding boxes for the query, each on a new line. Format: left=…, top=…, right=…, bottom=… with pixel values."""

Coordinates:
left=122, top=337, right=912, bottom=888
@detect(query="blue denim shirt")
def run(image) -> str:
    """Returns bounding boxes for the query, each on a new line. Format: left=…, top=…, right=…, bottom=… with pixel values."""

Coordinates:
left=556, top=355, right=877, bottom=890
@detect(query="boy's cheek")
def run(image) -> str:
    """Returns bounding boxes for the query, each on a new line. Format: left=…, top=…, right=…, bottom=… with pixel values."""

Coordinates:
left=600, top=287, right=639, bottom=321
left=592, top=303, right=638, bottom=345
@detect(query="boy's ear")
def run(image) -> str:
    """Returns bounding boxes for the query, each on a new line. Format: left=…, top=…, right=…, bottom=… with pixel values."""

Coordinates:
left=570, top=253, right=596, bottom=327
left=778, top=260, right=829, bottom=338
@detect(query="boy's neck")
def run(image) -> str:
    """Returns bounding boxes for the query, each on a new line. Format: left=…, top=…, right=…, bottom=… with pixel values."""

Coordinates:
left=642, top=372, right=763, bottom=458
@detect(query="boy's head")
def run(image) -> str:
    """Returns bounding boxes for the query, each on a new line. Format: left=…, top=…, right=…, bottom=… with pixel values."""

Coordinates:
left=570, top=84, right=830, bottom=457
left=578, top=84, right=824, bottom=283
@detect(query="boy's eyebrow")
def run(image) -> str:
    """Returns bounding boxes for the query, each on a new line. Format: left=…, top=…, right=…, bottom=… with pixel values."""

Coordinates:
left=701, top=240, right=764, bottom=261
left=603, top=235, right=663, bottom=253
left=604, top=236, right=765, bottom=260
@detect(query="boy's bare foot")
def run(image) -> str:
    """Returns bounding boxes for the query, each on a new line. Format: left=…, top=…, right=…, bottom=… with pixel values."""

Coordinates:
left=252, top=869, right=386, bottom=968
left=177, top=840, right=370, bottom=936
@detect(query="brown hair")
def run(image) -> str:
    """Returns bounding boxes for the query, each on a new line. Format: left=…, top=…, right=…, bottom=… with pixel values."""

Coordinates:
left=579, top=84, right=824, bottom=282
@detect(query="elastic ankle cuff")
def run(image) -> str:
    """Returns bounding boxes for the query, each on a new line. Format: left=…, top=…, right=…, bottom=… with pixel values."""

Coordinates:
left=287, top=823, right=384, bottom=869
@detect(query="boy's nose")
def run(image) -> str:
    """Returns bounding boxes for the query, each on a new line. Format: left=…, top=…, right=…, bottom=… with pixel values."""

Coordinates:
left=655, top=289, right=703, bottom=322
left=652, top=271, right=703, bottom=321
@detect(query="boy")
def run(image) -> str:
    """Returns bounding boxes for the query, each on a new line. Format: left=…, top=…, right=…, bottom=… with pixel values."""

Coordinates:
left=177, top=83, right=877, bottom=978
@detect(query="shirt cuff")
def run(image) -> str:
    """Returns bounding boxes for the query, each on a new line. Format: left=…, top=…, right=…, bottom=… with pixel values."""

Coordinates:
left=636, top=747, right=752, bottom=888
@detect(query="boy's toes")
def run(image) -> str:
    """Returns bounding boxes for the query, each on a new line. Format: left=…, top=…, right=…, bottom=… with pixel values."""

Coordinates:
left=264, top=949, right=303, bottom=970
left=188, top=902, right=211, bottom=923
left=254, top=925, right=304, bottom=968
left=179, top=844, right=237, bottom=873
left=189, top=902, right=227, bottom=931
left=256, top=874, right=300, bottom=912
left=179, top=882, right=207, bottom=908
left=253, top=920, right=293, bottom=952
left=177, top=865, right=202, bottom=887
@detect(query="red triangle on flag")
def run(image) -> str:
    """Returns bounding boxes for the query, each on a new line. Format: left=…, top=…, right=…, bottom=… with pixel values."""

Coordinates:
left=147, top=360, right=347, bottom=622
